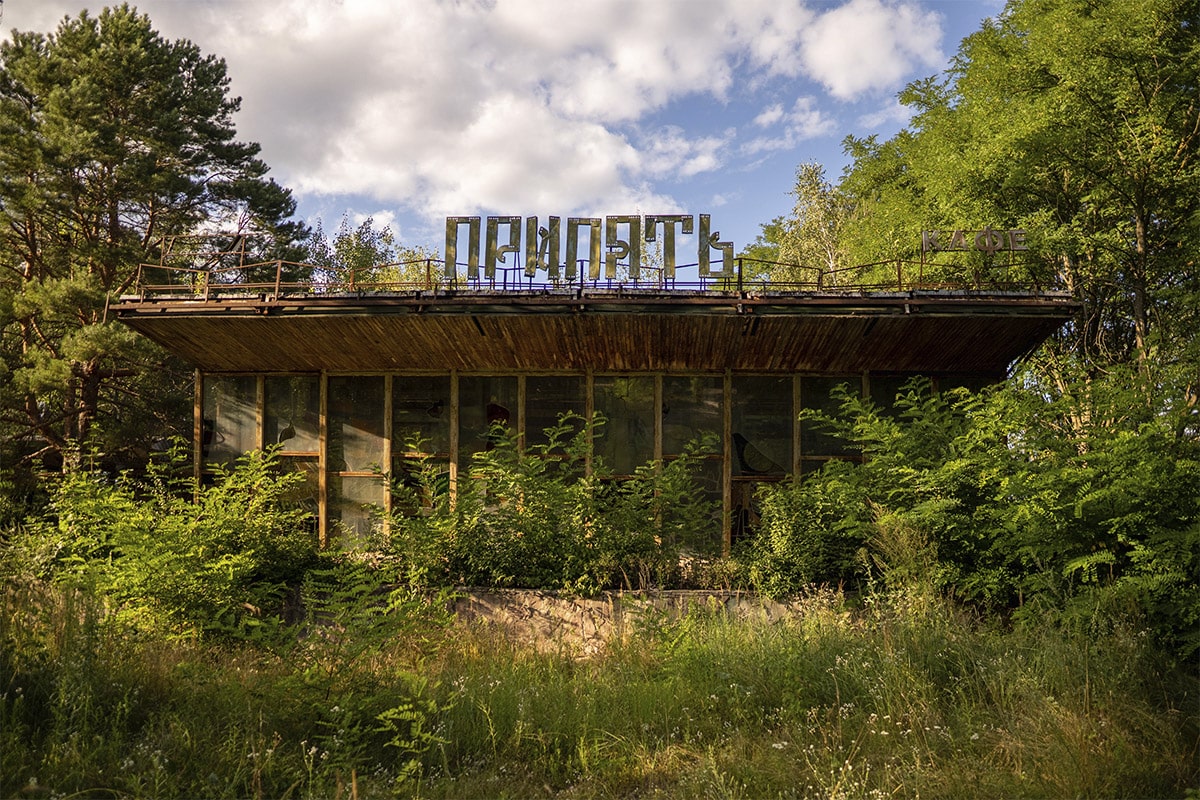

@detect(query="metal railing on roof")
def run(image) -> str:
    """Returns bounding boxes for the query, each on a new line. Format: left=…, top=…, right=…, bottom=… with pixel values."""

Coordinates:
left=126, top=253, right=1065, bottom=301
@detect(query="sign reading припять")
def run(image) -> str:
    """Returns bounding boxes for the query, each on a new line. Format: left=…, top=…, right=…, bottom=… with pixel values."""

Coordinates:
left=445, top=214, right=734, bottom=281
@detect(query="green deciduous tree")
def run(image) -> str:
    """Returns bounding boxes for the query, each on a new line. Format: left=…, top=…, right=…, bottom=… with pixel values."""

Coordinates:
left=0, top=5, right=306, bottom=472
left=306, top=215, right=440, bottom=290
left=778, top=162, right=854, bottom=285
left=839, top=0, right=1200, bottom=409
left=742, top=0, right=1200, bottom=660
left=743, top=163, right=856, bottom=287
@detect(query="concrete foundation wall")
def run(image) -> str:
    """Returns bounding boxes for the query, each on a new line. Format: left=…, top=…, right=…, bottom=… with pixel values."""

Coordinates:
left=451, top=589, right=824, bottom=656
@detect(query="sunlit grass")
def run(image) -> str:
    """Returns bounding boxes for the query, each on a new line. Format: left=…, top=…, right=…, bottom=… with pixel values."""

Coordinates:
left=2, top=580, right=1196, bottom=799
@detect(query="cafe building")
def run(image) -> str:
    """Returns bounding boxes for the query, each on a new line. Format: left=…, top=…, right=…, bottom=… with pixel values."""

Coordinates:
left=113, top=215, right=1074, bottom=554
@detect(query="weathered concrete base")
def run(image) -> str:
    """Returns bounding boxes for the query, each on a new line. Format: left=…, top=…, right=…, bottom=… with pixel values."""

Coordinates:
left=451, top=588, right=829, bottom=656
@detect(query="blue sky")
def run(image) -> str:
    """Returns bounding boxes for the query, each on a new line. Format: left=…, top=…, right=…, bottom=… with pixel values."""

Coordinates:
left=5, top=0, right=1004, bottom=256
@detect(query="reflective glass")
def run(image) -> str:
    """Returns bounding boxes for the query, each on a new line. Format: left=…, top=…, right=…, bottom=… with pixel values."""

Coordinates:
left=393, top=376, right=451, bottom=455
left=867, top=375, right=911, bottom=418
left=525, top=375, right=586, bottom=449
left=459, top=376, right=518, bottom=462
left=674, top=457, right=724, bottom=555
left=330, top=475, right=386, bottom=543
left=328, top=376, right=386, bottom=472
left=663, top=376, right=722, bottom=456
left=278, top=456, right=320, bottom=530
left=800, top=376, right=856, bottom=457
left=593, top=376, right=654, bottom=475
left=202, top=375, right=257, bottom=465
left=265, top=376, right=319, bottom=453
left=730, top=376, right=791, bottom=477
left=391, top=457, right=451, bottom=514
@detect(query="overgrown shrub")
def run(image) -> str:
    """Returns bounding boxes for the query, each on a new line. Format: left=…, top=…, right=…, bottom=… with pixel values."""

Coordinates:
left=10, top=446, right=318, bottom=637
left=382, top=414, right=721, bottom=593
left=749, top=376, right=1200, bottom=658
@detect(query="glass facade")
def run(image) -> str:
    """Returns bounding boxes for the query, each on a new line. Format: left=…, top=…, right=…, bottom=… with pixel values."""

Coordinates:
left=800, top=376, right=858, bottom=460
left=199, top=370, right=973, bottom=552
left=265, top=375, right=320, bottom=452
left=201, top=375, right=257, bottom=465
left=392, top=375, right=452, bottom=511
left=663, top=376, right=723, bottom=547
left=330, top=473, right=386, bottom=544
left=594, top=376, right=654, bottom=476
left=328, top=376, right=386, bottom=473
left=662, top=376, right=722, bottom=457
left=731, top=376, right=792, bottom=477
left=458, top=375, right=518, bottom=464
left=525, top=375, right=587, bottom=449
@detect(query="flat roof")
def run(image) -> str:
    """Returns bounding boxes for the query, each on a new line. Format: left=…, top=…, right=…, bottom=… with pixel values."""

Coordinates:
left=113, top=288, right=1076, bottom=375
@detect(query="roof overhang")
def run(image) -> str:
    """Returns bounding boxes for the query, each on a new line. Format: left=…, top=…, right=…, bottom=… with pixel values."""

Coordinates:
left=112, top=289, right=1077, bottom=376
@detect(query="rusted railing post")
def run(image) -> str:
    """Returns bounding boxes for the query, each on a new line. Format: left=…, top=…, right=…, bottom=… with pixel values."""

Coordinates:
left=274, top=260, right=283, bottom=297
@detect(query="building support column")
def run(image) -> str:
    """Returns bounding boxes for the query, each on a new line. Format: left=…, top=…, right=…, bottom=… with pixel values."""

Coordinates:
left=383, top=374, right=393, bottom=524
left=448, top=371, right=459, bottom=506
left=722, top=369, right=732, bottom=557
left=193, top=369, right=203, bottom=499
left=793, top=375, right=802, bottom=475
left=318, top=372, right=329, bottom=547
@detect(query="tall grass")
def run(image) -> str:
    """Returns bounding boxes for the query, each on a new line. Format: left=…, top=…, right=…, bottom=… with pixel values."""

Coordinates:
left=2, top=579, right=1196, bottom=799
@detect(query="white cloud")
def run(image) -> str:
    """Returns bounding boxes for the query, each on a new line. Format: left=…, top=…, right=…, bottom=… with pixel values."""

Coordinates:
left=754, top=104, right=786, bottom=128
left=638, top=126, right=733, bottom=180
left=741, top=97, right=836, bottom=155
left=5, top=0, right=954, bottom=236
left=799, top=0, right=944, bottom=99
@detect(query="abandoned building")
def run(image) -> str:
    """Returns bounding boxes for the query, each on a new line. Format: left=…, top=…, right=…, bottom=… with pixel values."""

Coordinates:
left=112, top=216, right=1075, bottom=554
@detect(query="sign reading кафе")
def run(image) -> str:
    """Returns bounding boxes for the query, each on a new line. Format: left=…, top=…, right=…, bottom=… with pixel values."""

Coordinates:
left=922, top=227, right=1027, bottom=255
left=445, top=214, right=734, bottom=281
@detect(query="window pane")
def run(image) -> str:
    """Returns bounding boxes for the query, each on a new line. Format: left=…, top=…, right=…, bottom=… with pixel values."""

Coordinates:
left=459, top=376, right=518, bottom=462
left=278, top=456, right=320, bottom=529
left=391, top=457, right=451, bottom=514
left=801, top=376, right=856, bottom=457
left=330, top=475, right=385, bottom=543
left=525, top=375, right=586, bottom=449
left=594, top=376, right=654, bottom=475
left=265, top=376, right=320, bottom=452
left=663, top=376, right=722, bottom=456
left=202, top=375, right=257, bottom=465
left=329, top=376, right=386, bottom=472
left=731, top=376, right=791, bottom=476
left=393, top=376, right=451, bottom=455
left=867, top=375, right=910, bottom=418
left=672, top=457, right=723, bottom=556
left=731, top=480, right=773, bottom=544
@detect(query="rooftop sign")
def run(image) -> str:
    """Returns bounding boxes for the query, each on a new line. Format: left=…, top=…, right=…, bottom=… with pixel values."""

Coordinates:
left=922, top=227, right=1027, bottom=255
left=445, top=214, right=734, bottom=281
